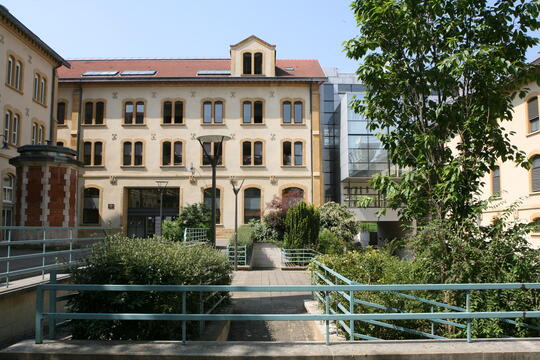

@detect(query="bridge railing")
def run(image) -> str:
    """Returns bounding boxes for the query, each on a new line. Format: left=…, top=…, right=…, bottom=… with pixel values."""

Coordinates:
left=227, top=245, right=250, bottom=266
left=0, top=226, right=107, bottom=287
left=36, top=281, right=540, bottom=345
left=281, top=248, right=318, bottom=268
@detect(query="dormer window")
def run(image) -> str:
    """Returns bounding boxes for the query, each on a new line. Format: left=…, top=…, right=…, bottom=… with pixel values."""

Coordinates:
left=242, top=52, right=263, bottom=75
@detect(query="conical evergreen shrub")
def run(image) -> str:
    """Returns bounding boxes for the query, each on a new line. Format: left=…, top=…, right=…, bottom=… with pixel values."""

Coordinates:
left=284, top=201, right=320, bottom=249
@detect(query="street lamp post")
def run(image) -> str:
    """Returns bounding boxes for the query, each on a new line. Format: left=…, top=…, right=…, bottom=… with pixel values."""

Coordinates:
left=155, top=180, right=168, bottom=236
left=196, top=135, right=230, bottom=247
left=230, top=177, right=245, bottom=270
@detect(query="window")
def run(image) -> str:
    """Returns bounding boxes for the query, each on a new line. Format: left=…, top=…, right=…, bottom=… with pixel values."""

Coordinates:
left=163, top=100, right=184, bottom=124
left=244, top=187, right=261, bottom=223
left=4, top=111, right=10, bottom=144
left=124, top=100, right=145, bottom=124
left=31, top=121, right=45, bottom=145
left=162, top=140, right=184, bottom=166
left=534, top=218, right=540, bottom=233
left=532, top=155, right=540, bottom=193
left=14, top=61, right=22, bottom=90
left=57, top=101, right=66, bottom=125
left=282, top=100, right=303, bottom=124
left=3, top=174, right=14, bottom=203
left=242, top=100, right=263, bottom=124
left=122, top=141, right=144, bottom=166
left=82, top=187, right=100, bottom=224
left=83, top=100, right=105, bottom=125
left=11, top=114, right=18, bottom=145
left=242, top=140, right=263, bottom=166
left=282, top=187, right=304, bottom=210
left=202, top=142, right=223, bottom=166
left=282, top=140, right=303, bottom=166
left=528, top=96, right=539, bottom=133
left=83, top=141, right=103, bottom=166
left=202, top=100, right=224, bottom=124
left=6, top=56, right=13, bottom=86
left=242, top=52, right=263, bottom=75
left=492, top=166, right=500, bottom=196
left=57, top=141, right=64, bottom=147
left=33, top=72, right=47, bottom=105
left=203, top=187, right=221, bottom=224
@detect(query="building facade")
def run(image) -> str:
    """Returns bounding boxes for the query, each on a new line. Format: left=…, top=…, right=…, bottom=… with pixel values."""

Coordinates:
left=56, top=36, right=326, bottom=236
left=480, top=58, right=540, bottom=247
left=320, top=67, right=404, bottom=244
left=0, top=6, right=69, bottom=231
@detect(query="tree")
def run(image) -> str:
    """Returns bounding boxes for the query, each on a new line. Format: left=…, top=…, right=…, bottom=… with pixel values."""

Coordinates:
left=319, top=201, right=361, bottom=243
left=345, top=0, right=540, bottom=223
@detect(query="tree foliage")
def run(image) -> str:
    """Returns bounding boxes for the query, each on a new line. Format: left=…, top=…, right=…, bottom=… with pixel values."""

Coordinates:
left=162, top=203, right=211, bottom=241
left=345, top=0, right=540, bottom=222
left=319, top=201, right=361, bottom=243
left=284, top=201, right=320, bottom=249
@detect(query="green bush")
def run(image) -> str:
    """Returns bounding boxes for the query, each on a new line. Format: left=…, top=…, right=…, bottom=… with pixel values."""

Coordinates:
left=263, top=197, right=287, bottom=241
left=319, top=202, right=361, bottom=243
left=249, top=219, right=280, bottom=243
left=316, top=229, right=346, bottom=255
left=162, top=203, right=211, bottom=241
left=68, top=235, right=232, bottom=340
left=228, top=224, right=254, bottom=247
left=284, top=201, right=320, bottom=249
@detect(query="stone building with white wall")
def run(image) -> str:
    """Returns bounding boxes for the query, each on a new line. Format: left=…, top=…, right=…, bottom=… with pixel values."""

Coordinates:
left=56, top=36, right=326, bottom=237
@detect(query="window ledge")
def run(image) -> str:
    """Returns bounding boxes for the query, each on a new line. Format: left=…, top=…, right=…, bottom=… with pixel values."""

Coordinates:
left=240, top=123, right=265, bottom=126
left=281, top=165, right=306, bottom=168
left=56, top=124, right=68, bottom=128
left=527, top=130, right=540, bottom=138
left=531, top=233, right=540, bottom=237
left=81, top=124, right=107, bottom=128
left=201, top=123, right=226, bottom=126
left=240, top=165, right=266, bottom=168
left=122, top=124, right=146, bottom=127
left=281, top=123, right=305, bottom=126
left=84, top=165, right=105, bottom=169
left=200, top=165, right=225, bottom=168
left=160, top=165, right=185, bottom=168
left=161, top=123, right=186, bottom=126
left=5, top=83, right=23, bottom=95
left=33, top=99, right=47, bottom=108
left=120, top=165, right=146, bottom=169
left=530, top=191, right=540, bottom=196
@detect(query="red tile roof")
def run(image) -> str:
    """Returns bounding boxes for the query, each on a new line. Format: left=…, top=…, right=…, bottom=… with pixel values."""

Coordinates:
left=58, top=59, right=325, bottom=81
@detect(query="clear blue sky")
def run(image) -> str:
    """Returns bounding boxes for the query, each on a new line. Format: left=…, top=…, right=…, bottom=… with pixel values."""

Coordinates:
left=3, top=0, right=539, bottom=73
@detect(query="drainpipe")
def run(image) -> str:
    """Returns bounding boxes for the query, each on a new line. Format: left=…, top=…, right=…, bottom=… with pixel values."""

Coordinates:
left=48, top=66, right=58, bottom=144
left=309, top=84, right=313, bottom=204
left=76, top=83, right=83, bottom=160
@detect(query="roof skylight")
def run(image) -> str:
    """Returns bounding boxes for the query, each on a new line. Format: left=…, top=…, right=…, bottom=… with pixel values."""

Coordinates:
left=82, top=71, right=119, bottom=76
left=120, top=70, right=157, bottom=76
left=197, top=70, right=231, bottom=76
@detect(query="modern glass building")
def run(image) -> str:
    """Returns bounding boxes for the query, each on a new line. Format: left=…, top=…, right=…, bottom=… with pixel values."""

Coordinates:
left=321, top=68, right=404, bottom=244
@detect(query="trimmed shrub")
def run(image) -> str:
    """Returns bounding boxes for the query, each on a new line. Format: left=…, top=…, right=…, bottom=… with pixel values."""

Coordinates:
left=249, top=219, right=280, bottom=243
left=319, top=202, right=361, bottom=243
left=228, top=224, right=254, bottom=247
left=317, top=229, right=346, bottom=255
left=162, top=203, right=211, bottom=241
left=284, top=201, right=320, bottom=249
left=68, top=235, right=232, bottom=340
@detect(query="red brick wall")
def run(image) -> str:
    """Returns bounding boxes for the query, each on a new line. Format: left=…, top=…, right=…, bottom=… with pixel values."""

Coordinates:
left=26, top=166, right=43, bottom=226
left=47, top=166, right=66, bottom=226
left=69, top=169, right=77, bottom=227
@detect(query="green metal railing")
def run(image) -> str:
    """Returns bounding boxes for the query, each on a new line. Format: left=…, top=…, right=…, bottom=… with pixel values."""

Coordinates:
left=227, top=245, right=250, bottom=266
left=183, top=228, right=209, bottom=242
left=311, top=260, right=540, bottom=341
left=0, top=226, right=106, bottom=287
left=281, top=248, right=318, bottom=267
left=36, top=281, right=540, bottom=345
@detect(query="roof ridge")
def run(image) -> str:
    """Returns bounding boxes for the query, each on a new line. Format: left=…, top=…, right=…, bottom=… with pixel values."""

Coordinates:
left=66, top=57, right=231, bottom=61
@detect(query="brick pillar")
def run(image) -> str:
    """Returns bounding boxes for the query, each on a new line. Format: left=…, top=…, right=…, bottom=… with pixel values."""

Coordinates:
left=9, top=145, right=81, bottom=227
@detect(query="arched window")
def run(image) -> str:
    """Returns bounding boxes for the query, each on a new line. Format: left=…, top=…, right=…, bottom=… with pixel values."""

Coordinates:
left=529, top=96, right=539, bottom=133
left=57, top=102, right=66, bottom=125
left=532, top=155, right=540, bottom=193
left=33, top=74, right=39, bottom=100
left=294, top=101, right=303, bottom=124
left=4, top=111, right=11, bottom=143
left=282, top=187, right=304, bottom=210
left=243, top=52, right=252, bottom=75
left=244, top=188, right=261, bottom=223
left=492, top=166, right=500, bottom=196
left=282, top=101, right=291, bottom=124
left=242, top=140, right=263, bottom=166
left=135, top=101, right=145, bottom=124
left=82, top=187, right=100, bottom=224
left=84, top=102, right=93, bottom=124
left=12, top=114, right=18, bottom=145
left=14, top=61, right=22, bottom=90
left=124, top=102, right=133, bottom=124
left=40, top=78, right=46, bottom=104
left=6, top=56, right=13, bottom=85
left=95, top=101, right=104, bottom=124
left=254, top=52, right=263, bottom=75
left=162, top=141, right=183, bottom=166
left=203, top=188, right=221, bottom=224
left=533, top=218, right=540, bottom=234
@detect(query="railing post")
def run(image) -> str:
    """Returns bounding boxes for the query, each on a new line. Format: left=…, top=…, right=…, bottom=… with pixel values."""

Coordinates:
left=430, top=306, right=434, bottom=336
left=466, top=290, right=471, bottom=343
left=182, top=292, right=187, bottom=344
left=349, top=290, right=354, bottom=341
left=42, top=229, right=46, bottom=279
left=48, top=270, right=57, bottom=339
left=35, top=287, right=44, bottom=344
left=325, top=291, right=330, bottom=345
left=199, top=293, right=204, bottom=336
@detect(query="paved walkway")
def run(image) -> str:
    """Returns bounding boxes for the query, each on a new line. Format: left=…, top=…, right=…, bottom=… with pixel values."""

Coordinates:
left=228, top=269, right=320, bottom=342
